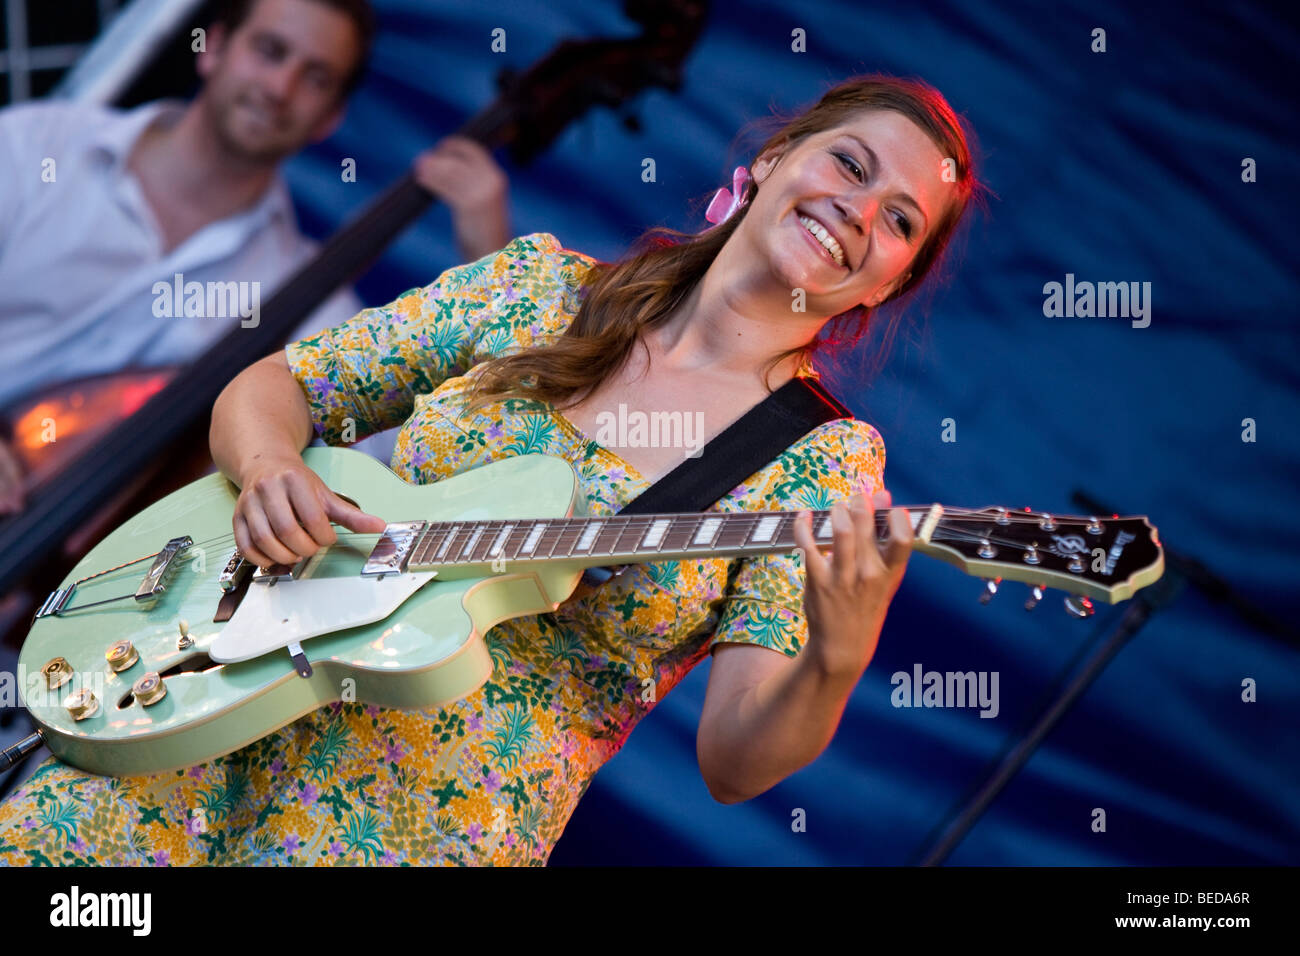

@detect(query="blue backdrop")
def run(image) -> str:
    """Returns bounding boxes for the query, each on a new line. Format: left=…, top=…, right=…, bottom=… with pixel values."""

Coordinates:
left=280, top=0, right=1299, bottom=864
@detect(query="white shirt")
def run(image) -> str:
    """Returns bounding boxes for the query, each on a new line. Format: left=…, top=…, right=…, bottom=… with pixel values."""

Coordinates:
left=0, top=99, right=365, bottom=410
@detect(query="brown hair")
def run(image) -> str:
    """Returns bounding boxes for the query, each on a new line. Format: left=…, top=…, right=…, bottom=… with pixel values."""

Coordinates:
left=464, top=72, right=990, bottom=416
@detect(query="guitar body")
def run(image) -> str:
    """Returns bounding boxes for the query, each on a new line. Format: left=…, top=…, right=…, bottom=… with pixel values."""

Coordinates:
left=18, top=448, right=590, bottom=777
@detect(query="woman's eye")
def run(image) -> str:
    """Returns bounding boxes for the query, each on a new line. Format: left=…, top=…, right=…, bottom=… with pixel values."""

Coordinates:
left=834, top=151, right=864, bottom=181
left=893, top=212, right=913, bottom=239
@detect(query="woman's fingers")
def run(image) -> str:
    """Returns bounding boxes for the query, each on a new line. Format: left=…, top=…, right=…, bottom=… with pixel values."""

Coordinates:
left=233, top=511, right=274, bottom=569
left=324, top=493, right=387, bottom=534
left=793, top=510, right=829, bottom=584
left=257, top=483, right=323, bottom=560
left=239, top=499, right=301, bottom=567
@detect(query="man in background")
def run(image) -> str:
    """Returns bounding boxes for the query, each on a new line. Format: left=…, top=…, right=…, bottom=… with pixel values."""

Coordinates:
left=0, top=0, right=513, bottom=512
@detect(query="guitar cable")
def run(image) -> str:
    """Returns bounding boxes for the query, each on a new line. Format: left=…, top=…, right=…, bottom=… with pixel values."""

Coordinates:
left=0, top=731, right=44, bottom=774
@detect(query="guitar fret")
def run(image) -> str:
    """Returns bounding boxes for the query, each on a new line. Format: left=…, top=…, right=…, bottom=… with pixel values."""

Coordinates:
left=460, top=523, right=487, bottom=561
left=749, top=514, right=782, bottom=543
left=505, top=522, right=530, bottom=560
left=472, top=521, right=499, bottom=562
left=690, top=516, right=724, bottom=550
left=518, top=521, right=547, bottom=556
left=653, top=515, right=693, bottom=554
left=721, top=513, right=753, bottom=551
left=487, top=522, right=515, bottom=558
left=539, top=519, right=571, bottom=559
left=446, top=524, right=474, bottom=563
left=591, top=517, right=625, bottom=558
left=573, top=519, right=603, bottom=553
left=637, top=517, right=673, bottom=554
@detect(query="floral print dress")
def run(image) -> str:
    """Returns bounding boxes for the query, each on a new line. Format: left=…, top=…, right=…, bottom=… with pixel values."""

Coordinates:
left=0, top=233, right=886, bottom=866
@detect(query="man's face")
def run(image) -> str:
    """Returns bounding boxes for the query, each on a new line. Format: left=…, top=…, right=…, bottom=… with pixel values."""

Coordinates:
left=196, top=0, right=361, bottom=163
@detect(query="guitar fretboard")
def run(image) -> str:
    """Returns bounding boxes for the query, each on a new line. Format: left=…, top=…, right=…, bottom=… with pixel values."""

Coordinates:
left=407, top=509, right=874, bottom=570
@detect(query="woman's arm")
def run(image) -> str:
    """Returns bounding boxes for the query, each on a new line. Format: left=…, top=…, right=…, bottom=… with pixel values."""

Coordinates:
left=697, top=643, right=857, bottom=804
left=697, top=491, right=913, bottom=803
left=210, top=351, right=385, bottom=568
left=210, top=351, right=314, bottom=484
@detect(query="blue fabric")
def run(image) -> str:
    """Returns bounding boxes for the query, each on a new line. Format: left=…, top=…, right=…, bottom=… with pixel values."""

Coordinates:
left=281, top=0, right=1300, bottom=864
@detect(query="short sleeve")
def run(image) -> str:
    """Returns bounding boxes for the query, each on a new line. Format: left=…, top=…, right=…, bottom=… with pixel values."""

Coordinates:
left=284, top=234, right=570, bottom=446
left=708, top=417, right=887, bottom=658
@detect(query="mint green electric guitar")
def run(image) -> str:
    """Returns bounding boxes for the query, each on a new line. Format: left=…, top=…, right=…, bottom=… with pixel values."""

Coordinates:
left=10, top=447, right=1164, bottom=777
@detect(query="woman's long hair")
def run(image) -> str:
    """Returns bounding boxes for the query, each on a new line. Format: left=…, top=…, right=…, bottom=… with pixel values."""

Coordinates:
left=464, top=73, right=989, bottom=415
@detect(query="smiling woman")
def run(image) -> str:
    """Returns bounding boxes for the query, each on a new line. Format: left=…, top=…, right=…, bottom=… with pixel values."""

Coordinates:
left=0, top=73, right=989, bottom=866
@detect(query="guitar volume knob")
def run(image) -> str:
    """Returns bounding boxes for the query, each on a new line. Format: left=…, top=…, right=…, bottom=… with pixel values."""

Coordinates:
left=42, top=657, right=74, bottom=690
left=65, top=687, right=100, bottom=721
left=132, top=672, right=167, bottom=707
left=105, top=640, right=139, bottom=672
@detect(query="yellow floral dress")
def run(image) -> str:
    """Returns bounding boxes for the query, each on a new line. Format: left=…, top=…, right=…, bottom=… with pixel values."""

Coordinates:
left=0, top=233, right=886, bottom=866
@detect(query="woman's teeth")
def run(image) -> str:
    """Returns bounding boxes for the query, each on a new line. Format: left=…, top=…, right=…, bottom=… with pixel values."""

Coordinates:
left=799, top=215, right=846, bottom=267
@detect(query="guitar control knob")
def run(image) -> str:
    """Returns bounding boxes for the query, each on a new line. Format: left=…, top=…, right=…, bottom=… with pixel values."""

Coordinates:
left=132, top=672, right=167, bottom=707
left=42, top=657, right=74, bottom=690
left=1024, top=585, right=1045, bottom=610
left=105, top=640, right=139, bottom=672
left=978, top=578, right=999, bottom=604
left=177, top=619, right=194, bottom=651
left=1064, top=595, right=1095, bottom=618
left=65, top=687, right=100, bottom=721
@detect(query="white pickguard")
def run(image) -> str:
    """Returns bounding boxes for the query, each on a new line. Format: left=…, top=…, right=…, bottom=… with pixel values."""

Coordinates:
left=209, top=571, right=439, bottom=663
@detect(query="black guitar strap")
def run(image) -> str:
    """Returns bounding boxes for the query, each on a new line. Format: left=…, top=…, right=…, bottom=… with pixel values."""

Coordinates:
left=579, top=374, right=853, bottom=587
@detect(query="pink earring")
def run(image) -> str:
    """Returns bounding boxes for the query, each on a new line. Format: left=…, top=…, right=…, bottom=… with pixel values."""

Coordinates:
left=705, top=166, right=753, bottom=225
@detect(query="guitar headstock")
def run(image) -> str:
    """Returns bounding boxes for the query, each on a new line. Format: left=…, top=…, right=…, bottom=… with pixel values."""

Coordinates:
left=916, top=508, right=1164, bottom=613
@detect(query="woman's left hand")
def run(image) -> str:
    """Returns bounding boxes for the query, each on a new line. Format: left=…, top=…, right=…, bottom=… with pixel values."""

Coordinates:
left=792, top=488, right=913, bottom=682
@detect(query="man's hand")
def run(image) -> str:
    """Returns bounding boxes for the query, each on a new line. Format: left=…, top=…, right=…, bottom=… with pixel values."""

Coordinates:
left=412, top=136, right=512, bottom=261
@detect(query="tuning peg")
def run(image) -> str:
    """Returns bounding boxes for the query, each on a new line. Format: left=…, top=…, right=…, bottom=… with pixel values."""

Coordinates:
left=1063, top=595, right=1095, bottom=618
left=978, top=578, right=999, bottom=604
left=1024, top=585, right=1045, bottom=610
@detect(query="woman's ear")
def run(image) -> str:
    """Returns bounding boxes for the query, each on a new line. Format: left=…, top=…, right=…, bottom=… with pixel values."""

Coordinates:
left=866, top=271, right=912, bottom=309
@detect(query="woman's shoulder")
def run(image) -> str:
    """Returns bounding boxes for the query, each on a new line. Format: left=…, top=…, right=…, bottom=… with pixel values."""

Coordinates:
left=748, top=411, right=887, bottom=507
left=480, top=232, right=602, bottom=289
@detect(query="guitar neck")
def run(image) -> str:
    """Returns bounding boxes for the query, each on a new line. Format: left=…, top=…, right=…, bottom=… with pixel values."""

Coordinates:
left=404, top=507, right=931, bottom=571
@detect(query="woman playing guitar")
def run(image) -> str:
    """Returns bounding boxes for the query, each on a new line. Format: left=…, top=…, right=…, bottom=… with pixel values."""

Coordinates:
left=0, top=73, right=982, bottom=865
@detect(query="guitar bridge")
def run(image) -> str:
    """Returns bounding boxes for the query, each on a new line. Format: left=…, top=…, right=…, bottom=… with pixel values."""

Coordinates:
left=35, top=535, right=194, bottom=619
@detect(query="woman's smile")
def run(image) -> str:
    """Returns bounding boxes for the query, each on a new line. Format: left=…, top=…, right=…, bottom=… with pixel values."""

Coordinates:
left=794, top=211, right=849, bottom=270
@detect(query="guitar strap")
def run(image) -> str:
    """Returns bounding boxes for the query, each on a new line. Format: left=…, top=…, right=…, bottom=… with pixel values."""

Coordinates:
left=579, top=374, right=853, bottom=588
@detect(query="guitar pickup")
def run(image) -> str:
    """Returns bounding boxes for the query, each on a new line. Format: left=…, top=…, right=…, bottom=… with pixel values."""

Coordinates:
left=134, top=536, right=193, bottom=603
left=218, top=552, right=253, bottom=592
left=252, top=558, right=310, bottom=585
left=362, top=521, right=427, bottom=576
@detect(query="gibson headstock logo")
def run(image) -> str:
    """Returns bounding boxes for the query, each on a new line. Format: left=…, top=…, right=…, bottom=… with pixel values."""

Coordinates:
left=1103, top=530, right=1136, bottom=576
left=1047, top=530, right=1136, bottom=576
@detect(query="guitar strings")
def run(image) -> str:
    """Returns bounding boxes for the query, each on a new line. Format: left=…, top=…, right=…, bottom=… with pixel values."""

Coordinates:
left=162, top=510, right=1097, bottom=567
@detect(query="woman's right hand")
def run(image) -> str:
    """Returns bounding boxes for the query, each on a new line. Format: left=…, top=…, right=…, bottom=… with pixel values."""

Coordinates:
left=232, top=453, right=387, bottom=568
